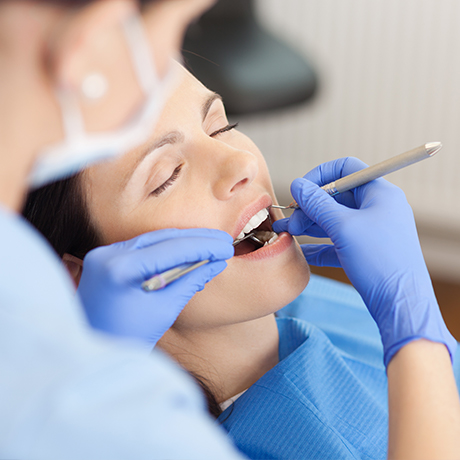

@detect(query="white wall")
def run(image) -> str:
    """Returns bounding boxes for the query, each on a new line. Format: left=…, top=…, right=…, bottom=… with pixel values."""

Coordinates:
left=239, top=0, right=460, bottom=281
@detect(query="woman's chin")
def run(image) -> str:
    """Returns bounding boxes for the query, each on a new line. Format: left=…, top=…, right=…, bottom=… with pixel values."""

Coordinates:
left=254, top=244, right=310, bottom=312
left=174, top=236, right=310, bottom=330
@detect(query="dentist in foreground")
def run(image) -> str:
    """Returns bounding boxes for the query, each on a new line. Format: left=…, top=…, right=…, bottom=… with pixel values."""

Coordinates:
left=0, top=1, right=243, bottom=459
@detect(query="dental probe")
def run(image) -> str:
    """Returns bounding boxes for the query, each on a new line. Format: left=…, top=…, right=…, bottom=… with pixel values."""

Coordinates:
left=270, top=142, right=442, bottom=210
left=141, top=233, right=264, bottom=292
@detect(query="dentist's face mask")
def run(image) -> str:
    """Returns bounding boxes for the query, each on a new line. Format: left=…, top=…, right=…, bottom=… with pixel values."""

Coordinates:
left=29, top=14, right=179, bottom=189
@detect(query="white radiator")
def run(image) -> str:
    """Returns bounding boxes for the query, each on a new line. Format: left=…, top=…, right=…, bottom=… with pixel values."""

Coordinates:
left=239, top=0, right=460, bottom=281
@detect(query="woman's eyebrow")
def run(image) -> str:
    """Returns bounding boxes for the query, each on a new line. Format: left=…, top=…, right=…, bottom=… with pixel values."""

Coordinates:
left=121, top=131, right=185, bottom=190
left=202, top=92, right=223, bottom=121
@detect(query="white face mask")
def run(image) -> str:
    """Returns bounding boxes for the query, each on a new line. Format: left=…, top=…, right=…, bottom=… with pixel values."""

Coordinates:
left=29, top=14, right=179, bottom=189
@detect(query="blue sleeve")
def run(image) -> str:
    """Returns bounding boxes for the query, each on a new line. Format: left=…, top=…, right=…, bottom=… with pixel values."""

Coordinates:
left=0, top=207, right=246, bottom=460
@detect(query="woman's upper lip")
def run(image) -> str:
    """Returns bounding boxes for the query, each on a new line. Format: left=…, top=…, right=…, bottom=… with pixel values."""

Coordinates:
left=232, top=195, right=273, bottom=240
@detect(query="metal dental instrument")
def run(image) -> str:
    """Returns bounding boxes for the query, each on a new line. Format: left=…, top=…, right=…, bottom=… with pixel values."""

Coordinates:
left=270, top=142, right=442, bottom=210
left=141, top=232, right=264, bottom=292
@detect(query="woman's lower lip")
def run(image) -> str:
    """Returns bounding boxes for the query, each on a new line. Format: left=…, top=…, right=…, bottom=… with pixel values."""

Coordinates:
left=233, top=232, right=293, bottom=261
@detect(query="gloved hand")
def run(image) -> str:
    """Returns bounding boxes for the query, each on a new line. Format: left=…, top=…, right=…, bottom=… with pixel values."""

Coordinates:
left=77, top=228, right=234, bottom=350
left=273, top=157, right=456, bottom=366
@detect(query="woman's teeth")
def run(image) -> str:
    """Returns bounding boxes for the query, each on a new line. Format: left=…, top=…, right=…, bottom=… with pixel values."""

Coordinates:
left=236, top=208, right=269, bottom=240
left=253, top=231, right=279, bottom=246
left=233, top=207, right=279, bottom=253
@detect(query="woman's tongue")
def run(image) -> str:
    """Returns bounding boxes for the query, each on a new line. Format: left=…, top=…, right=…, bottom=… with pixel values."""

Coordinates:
left=234, top=238, right=262, bottom=256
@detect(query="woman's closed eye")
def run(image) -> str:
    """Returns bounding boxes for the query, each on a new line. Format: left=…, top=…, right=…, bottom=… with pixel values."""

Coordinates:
left=150, top=164, right=182, bottom=197
left=210, top=122, right=238, bottom=138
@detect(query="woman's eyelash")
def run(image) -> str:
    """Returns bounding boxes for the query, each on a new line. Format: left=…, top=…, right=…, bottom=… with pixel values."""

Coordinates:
left=210, top=122, right=239, bottom=137
left=151, top=165, right=182, bottom=197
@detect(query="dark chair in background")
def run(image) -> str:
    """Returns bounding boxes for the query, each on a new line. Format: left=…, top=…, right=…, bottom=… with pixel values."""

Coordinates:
left=182, top=0, right=318, bottom=115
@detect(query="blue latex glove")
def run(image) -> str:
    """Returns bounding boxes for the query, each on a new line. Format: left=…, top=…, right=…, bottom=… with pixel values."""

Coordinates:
left=77, top=228, right=234, bottom=349
left=273, top=157, right=456, bottom=366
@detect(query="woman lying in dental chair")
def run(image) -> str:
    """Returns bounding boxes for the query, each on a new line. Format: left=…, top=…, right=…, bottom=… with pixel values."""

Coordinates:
left=24, top=62, right=460, bottom=460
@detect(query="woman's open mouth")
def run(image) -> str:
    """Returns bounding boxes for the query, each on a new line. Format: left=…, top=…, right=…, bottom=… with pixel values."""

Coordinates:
left=233, top=208, right=279, bottom=256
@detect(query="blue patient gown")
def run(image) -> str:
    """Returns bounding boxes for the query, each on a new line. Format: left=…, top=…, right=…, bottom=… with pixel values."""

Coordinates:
left=218, top=317, right=388, bottom=460
left=218, top=275, right=460, bottom=460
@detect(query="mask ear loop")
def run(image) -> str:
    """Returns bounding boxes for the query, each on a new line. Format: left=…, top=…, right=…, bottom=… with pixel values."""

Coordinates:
left=121, top=14, right=157, bottom=96
left=55, top=90, right=86, bottom=150
left=117, top=13, right=182, bottom=135
left=122, top=12, right=183, bottom=98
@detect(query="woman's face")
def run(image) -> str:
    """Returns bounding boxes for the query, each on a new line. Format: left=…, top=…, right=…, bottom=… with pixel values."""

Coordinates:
left=83, top=64, right=310, bottom=330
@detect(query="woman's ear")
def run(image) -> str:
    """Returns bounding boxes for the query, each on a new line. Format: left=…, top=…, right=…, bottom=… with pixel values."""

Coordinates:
left=62, top=253, right=84, bottom=288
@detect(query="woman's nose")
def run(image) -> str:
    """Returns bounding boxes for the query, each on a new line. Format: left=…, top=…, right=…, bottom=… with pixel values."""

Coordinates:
left=210, top=144, right=259, bottom=201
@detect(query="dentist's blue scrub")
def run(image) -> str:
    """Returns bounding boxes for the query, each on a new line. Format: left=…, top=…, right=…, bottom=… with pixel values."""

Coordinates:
left=218, top=275, right=460, bottom=460
left=0, top=207, right=245, bottom=460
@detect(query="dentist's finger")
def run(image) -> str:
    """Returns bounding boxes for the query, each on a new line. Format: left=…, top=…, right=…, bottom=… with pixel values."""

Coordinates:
left=123, top=228, right=233, bottom=250
left=300, top=244, right=340, bottom=267
left=304, top=157, right=369, bottom=186
left=297, top=223, right=330, bottom=239
left=291, top=178, right=348, bottom=234
left=272, top=215, right=329, bottom=239
left=162, top=260, right=229, bottom=296
left=271, top=217, right=289, bottom=234
left=303, top=157, right=369, bottom=210
left=286, top=208, right=316, bottom=235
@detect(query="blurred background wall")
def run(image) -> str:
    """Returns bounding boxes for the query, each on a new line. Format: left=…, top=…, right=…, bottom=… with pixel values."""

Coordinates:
left=233, top=0, right=460, bottom=283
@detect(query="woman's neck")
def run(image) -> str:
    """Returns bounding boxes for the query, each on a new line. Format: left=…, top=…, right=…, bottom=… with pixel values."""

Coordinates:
left=159, top=313, right=280, bottom=403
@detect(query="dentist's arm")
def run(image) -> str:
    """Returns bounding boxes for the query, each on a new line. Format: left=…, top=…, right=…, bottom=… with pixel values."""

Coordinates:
left=387, top=339, right=460, bottom=460
left=77, top=228, right=234, bottom=349
left=273, top=157, right=460, bottom=459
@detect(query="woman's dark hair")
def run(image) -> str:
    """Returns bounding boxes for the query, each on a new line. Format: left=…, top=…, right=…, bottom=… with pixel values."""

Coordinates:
left=22, top=174, right=224, bottom=418
left=23, top=174, right=101, bottom=259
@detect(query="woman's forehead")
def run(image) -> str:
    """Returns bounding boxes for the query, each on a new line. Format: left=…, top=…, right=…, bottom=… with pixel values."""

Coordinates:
left=169, top=63, right=210, bottom=106
left=152, top=64, right=215, bottom=131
